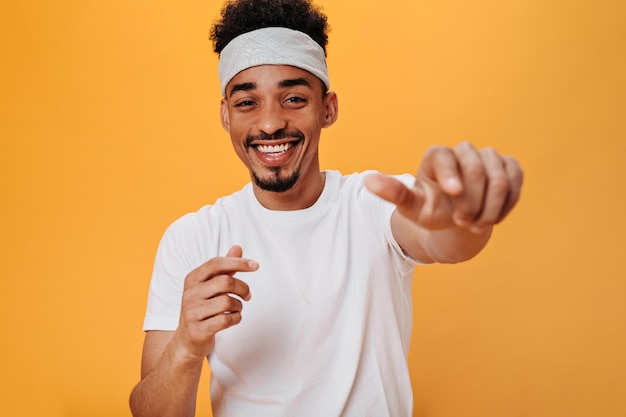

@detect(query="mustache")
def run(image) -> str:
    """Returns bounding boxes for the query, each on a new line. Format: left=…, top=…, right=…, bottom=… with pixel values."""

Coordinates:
left=245, top=129, right=305, bottom=147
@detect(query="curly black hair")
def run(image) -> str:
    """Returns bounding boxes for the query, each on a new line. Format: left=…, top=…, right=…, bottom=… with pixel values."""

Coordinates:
left=210, top=0, right=330, bottom=56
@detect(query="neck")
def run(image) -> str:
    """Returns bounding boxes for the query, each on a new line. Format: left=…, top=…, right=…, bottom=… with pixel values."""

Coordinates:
left=252, top=171, right=326, bottom=211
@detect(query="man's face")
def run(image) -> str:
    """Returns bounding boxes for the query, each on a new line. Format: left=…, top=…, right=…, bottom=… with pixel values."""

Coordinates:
left=221, top=65, right=337, bottom=193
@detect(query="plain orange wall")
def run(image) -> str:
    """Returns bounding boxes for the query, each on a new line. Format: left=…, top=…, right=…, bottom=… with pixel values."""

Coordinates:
left=1, top=0, right=625, bottom=416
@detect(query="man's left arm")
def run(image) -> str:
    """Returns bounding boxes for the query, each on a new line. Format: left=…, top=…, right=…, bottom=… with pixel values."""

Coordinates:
left=365, top=142, right=524, bottom=264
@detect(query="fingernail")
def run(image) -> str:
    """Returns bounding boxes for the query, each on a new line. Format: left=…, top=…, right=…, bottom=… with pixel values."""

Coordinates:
left=248, top=260, right=259, bottom=270
left=470, top=224, right=486, bottom=234
left=445, top=178, right=462, bottom=193
left=454, top=215, right=470, bottom=227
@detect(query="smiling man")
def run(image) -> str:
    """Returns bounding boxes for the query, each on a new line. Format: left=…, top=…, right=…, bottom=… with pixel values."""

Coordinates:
left=223, top=61, right=335, bottom=208
left=129, top=1, right=523, bottom=416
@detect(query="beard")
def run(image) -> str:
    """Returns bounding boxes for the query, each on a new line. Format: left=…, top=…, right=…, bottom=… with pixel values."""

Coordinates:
left=252, top=166, right=300, bottom=193
left=246, top=129, right=305, bottom=193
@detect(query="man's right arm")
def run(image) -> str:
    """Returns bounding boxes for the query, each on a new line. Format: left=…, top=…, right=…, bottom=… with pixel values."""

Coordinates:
left=129, top=331, right=204, bottom=417
left=129, top=245, right=258, bottom=417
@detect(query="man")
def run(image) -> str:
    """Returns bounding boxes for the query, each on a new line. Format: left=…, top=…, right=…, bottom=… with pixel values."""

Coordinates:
left=129, top=0, right=523, bottom=416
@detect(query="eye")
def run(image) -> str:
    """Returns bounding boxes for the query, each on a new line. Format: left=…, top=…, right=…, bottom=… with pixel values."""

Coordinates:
left=283, top=96, right=307, bottom=105
left=234, top=100, right=257, bottom=108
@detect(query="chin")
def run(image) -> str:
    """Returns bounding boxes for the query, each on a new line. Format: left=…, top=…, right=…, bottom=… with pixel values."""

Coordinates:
left=253, top=169, right=300, bottom=193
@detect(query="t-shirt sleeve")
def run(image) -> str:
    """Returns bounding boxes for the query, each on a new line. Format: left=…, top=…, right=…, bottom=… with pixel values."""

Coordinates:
left=357, top=171, right=421, bottom=270
left=143, top=213, right=205, bottom=331
left=382, top=173, right=424, bottom=268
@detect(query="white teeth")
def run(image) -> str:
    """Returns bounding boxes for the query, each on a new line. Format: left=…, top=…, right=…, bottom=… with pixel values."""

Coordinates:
left=256, top=143, right=292, bottom=154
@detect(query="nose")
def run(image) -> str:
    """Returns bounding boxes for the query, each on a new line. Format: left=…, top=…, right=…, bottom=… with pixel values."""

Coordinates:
left=257, top=101, right=287, bottom=136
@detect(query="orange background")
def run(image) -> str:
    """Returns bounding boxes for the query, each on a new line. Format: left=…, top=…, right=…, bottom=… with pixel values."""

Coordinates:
left=1, top=0, right=625, bottom=416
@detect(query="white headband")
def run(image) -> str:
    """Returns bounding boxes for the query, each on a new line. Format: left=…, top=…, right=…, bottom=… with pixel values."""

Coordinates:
left=218, top=27, right=330, bottom=96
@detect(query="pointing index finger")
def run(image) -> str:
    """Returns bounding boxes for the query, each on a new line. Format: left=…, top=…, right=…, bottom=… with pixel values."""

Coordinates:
left=224, top=245, right=259, bottom=271
left=186, top=252, right=259, bottom=288
left=364, top=172, right=417, bottom=209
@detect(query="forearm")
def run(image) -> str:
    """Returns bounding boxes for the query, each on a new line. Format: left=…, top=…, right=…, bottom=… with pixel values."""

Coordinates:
left=129, top=337, right=205, bottom=417
left=422, top=225, right=492, bottom=264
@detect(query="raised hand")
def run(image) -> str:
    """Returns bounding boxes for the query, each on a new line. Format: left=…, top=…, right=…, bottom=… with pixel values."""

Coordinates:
left=366, top=142, right=523, bottom=234
left=365, top=142, right=523, bottom=263
left=176, top=245, right=259, bottom=359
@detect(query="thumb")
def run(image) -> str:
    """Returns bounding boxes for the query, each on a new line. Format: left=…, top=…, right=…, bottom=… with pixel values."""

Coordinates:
left=364, top=173, right=421, bottom=210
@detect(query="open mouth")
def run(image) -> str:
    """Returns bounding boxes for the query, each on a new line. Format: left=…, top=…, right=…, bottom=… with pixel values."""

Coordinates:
left=255, top=142, right=296, bottom=154
left=252, top=137, right=304, bottom=155
left=247, top=130, right=305, bottom=156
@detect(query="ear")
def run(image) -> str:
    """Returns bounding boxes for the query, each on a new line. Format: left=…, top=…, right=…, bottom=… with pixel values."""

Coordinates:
left=220, top=98, right=230, bottom=132
left=322, top=91, right=339, bottom=128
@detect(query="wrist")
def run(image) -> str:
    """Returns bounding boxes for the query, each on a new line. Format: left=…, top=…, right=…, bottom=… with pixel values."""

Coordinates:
left=425, top=225, right=492, bottom=263
left=169, top=331, right=211, bottom=369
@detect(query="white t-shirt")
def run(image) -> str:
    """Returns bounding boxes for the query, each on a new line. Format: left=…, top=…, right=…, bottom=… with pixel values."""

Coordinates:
left=144, top=170, right=418, bottom=417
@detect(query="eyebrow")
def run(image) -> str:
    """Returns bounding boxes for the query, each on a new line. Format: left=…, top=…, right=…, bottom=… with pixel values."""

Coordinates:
left=278, top=77, right=312, bottom=89
left=228, top=77, right=313, bottom=98
left=228, top=82, right=256, bottom=98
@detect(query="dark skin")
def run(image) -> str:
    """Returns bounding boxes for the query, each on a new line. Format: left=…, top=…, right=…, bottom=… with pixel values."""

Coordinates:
left=131, top=245, right=257, bottom=417
left=367, top=142, right=523, bottom=263
left=130, top=64, right=523, bottom=417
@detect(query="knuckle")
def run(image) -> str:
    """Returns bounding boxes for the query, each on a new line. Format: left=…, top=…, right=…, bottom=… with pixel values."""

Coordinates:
left=216, top=294, right=240, bottom=312
left=513, top=167, right=525, bottom=186
left=214, top=274, right=235, bottom=289
left=214, top=312, right=241, bottom=329
left=424, top=145, right=445, bottom=159
left=212, top=314, right=229, bottom=328
left=204, top=257, right=221, bottom=272
left=428, top=144, right=456, bottom=157
left=455, top=141, right=475, bottom=153
left=183, top=270, right=198, bottom=289
left=463, top=162, right=486, bottom=181
left=213, top=294, right=230, bottom=311
left=180, top=304, right=201, bottom=324
left=232, top=296, right=243, bottom=311
left=478, top=208, right=499, bottom=224
left=181, top=288, right=199, bottom=307
left=428, top=144, right=446, bottom=152
left=454, top=206, right=475, bottom=222
left=489, top=176, right=510, bottom=198
left=504, top=156, right=524, bottom=179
